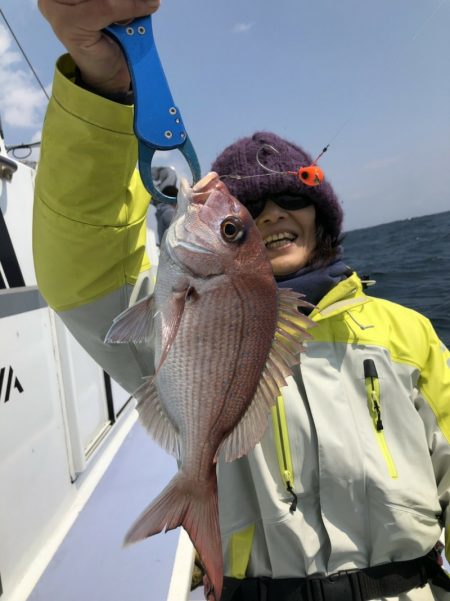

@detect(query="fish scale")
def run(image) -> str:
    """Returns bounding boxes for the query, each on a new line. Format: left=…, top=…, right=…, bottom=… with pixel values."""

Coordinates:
left=159, top=286, right=262, bottom=474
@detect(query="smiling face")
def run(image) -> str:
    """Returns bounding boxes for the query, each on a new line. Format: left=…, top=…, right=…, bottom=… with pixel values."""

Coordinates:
left=255, top=200, right=317, bottom=276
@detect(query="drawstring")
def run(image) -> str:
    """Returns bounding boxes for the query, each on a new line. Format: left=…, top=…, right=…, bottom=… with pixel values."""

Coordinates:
left=287, top=482, right=298, bottom=512
left=346, top=310, right=374, bottom=331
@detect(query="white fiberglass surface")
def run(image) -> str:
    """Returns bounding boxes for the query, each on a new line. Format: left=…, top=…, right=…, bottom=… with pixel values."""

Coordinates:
left=27, top=423, right=179, bottom=601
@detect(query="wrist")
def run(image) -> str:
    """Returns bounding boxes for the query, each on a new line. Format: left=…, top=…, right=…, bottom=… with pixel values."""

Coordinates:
left=74, top=67, right=134, bottom=105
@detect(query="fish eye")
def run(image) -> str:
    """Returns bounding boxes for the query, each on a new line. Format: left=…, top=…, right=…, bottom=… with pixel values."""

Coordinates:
left=220, top=217, right=245, bottom=242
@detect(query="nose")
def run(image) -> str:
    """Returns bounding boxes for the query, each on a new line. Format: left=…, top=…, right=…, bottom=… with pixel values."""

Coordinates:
left=255, top=199, right=286, bottom=225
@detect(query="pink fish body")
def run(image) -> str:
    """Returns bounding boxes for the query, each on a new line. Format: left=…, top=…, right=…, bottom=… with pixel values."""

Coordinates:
left=106, top=174, right=313, bottom=600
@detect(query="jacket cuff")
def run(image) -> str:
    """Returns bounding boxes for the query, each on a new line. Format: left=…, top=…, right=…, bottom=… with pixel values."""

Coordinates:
left=53, top=54, right=134, bottom=134
left=73, top=66, right=134, bottom=105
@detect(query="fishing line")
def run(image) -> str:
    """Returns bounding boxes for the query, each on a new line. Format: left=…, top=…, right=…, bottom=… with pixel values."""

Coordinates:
left=221, top=144, right=326, bottom=187
left=0, top=8, right=48, bottom=155
left=225, top=0, right=448, bottom=186
left=0, top=9, right=50, bottom=101
left=324, top=0, right=448, bottom=149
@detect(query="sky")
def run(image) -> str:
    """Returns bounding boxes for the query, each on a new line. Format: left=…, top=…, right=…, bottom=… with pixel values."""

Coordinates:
left=0, top=0, right=449, bottom=231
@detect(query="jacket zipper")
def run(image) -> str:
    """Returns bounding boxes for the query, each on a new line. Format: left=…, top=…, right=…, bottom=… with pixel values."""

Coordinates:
left=363, top=359, right=398, bottom=479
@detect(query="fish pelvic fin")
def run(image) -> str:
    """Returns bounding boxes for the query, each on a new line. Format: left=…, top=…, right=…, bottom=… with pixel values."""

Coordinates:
left=104, top=295, right=155, bottom=344
left=216, top=288, right=315, bottom=463
left=125, top=472, right=223, bottom=601
left=134, top=376, right=181, bottom=460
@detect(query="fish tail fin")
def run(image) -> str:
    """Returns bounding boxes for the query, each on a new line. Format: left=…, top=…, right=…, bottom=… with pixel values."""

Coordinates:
left=124, top=473, right=223, bottom=601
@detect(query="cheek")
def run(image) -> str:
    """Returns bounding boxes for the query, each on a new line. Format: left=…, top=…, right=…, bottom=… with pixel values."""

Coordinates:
left=292, top=207, right=316, bottom=241
left=304, top=221, right=317, bottom=248
left=307, top=230, right=317, bottom=250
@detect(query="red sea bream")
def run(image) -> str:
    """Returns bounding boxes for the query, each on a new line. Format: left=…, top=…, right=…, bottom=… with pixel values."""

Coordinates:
left=105, top=173, right=313, bottom=600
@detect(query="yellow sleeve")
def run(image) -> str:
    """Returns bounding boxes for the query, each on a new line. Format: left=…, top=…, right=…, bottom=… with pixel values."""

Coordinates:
left=33, top=54, right=151, bottom=312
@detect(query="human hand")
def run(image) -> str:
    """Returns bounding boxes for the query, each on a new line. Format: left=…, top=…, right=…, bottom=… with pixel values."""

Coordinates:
left=38, top=0, right=161, bottom=94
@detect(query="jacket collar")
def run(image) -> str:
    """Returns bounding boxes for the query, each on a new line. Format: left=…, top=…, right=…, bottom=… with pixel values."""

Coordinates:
left=309, top=272, right=372, bottom=322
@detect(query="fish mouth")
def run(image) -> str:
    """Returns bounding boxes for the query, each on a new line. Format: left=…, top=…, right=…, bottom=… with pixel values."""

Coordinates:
left=165, top=232, right=215, bottom=273
left=263, top=231, right=298, bottom=250
left=173, top=240, right=215, bottom=255
left=191, top=172, right=224, bottom=204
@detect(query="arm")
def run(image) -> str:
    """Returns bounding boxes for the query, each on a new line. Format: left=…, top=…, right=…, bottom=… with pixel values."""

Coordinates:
left=33, top=55, right=154, bottom=392
left=33, top=54, right=149, bottom=312
left=413, top=320, right=450, bottom=592
left=34, top=0, right=160, bottom=391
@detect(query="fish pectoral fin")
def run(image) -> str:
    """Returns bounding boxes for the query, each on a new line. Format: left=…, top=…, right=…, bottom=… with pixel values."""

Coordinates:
left=134, top=376, right=181, bottom=459
left=104, top=295, right=155, bottom=344
left=216, top=288, right=316, bottom=463
left=156, top=286, right=193, bottom=374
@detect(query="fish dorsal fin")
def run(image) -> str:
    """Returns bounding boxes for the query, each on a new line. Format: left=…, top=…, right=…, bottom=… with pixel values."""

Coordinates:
left=104, top=295, right=155, bottom=344
left=134, top=376, right=181, bottom=460
left=215, top=288, right=315, bottom=463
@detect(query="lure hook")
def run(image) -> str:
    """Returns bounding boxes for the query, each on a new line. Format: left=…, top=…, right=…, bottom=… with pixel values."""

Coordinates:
left=256, top=143, right=326, bottom=187
left=255, top=144, right=285, bottom=174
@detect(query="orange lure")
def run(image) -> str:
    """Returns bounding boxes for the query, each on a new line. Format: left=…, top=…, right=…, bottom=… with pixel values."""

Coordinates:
left=295, top=164, right=325, bottom=187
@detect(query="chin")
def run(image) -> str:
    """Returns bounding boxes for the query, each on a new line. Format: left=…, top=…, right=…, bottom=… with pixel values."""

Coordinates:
left=271, top=257, right=310, bottom=277
left=272, top=263, right=301, bottom=277
left=269, top=246, right=311, bottom=274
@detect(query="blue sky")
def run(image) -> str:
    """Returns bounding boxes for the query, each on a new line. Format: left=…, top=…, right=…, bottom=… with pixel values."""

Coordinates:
left=1, top=0, right=449, bottom=230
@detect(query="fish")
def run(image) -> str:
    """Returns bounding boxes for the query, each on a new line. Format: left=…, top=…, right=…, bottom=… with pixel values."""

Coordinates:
left=105, top=173, right=314, bottom=601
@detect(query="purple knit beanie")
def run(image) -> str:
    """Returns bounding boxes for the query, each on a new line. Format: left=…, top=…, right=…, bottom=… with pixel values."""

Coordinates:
left=211, top=131, right=343, bottom=241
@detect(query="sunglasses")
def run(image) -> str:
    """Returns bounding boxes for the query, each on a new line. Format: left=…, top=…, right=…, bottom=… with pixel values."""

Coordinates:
left=245, top=194, right=313, bottom=219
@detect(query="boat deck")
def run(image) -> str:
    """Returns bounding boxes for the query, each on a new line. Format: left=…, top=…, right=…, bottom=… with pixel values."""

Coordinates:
left=22, top=410, right=450, bottom=601
left=26, top=420, right=204, bottom=601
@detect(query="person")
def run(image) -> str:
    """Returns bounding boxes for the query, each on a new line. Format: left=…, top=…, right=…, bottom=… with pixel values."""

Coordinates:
left=150, top=166, right=178, bottom=244
left=34, top=1, right=450, bottom=600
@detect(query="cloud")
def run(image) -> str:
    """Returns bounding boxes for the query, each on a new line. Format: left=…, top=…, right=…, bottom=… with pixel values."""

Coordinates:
left=231, top=22, right=253, bottom=34
left=0, top=24, right=48, bottom=130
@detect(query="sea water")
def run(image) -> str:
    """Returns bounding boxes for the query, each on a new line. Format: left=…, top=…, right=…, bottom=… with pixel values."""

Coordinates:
left=344, top=210, right=450, bottom=347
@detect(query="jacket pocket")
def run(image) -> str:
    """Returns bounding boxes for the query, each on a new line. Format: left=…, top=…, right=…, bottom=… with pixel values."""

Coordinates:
left=364, top=359, right=398, bottom=479
left=384, top=501, right=441, bottom=525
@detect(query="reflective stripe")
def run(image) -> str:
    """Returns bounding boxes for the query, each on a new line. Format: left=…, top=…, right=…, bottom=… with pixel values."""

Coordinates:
left=228, top=524, right=255, bottom=579
left=271, top=395, right=295, bottom=491
left=317, top=296, right=370, bottom=317
left=364, top=376, right=398, bottom=479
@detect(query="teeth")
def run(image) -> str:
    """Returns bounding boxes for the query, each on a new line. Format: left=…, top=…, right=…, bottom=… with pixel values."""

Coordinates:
left=264, top=232, right=296, bottom=246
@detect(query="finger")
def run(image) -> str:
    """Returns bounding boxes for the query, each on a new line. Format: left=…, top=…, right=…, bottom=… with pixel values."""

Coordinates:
left=40, top=0, right=160, bottom=33
left=89, top=0, right=161, bottom=29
